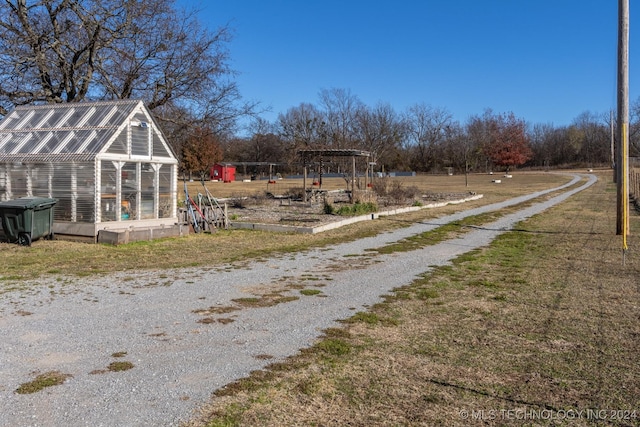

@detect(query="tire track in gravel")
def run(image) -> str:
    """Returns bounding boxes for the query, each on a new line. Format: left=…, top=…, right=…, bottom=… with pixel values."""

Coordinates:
left=0, top=174, right=595, bottom=427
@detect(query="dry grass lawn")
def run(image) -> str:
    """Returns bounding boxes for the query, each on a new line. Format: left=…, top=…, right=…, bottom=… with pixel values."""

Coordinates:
left=186, top=171, right=640, bottom=427
left=0, top=171, right=572, bottom=281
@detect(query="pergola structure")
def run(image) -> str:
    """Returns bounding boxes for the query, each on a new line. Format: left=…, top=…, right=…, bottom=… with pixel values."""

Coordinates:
left=297, top=149, right=371, bottom=202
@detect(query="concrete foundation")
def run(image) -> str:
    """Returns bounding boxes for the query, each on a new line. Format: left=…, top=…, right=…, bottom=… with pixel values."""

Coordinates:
left=97, top=224, right=184, bottom=245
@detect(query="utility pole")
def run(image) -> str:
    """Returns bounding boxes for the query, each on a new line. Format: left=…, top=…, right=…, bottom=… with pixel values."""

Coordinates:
left=616, top=0, right=629, bottom=236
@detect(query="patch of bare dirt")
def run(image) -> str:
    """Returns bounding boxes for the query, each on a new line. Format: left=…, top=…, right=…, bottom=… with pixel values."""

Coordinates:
left=226, top=190, right=476, bottom=227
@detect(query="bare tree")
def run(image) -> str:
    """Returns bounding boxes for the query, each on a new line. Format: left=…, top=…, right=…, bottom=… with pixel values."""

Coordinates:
left=276, top=103, right=330, bottom=171
left=528, top=123, right=556, bottom=168
left=403, top=104, right=452, bottom=172
left=571, top=111, right=610, bottom=167
left=628, top=97, right=640, bottom=156
left=278, top=103, right=328, bottom=148
left=0, top=0, right=254, bottom=138
left=353, top=103, right=406, bottom=171
left=441, top=122, right=475, bottom=176
left=318, top=87, right=362, bottom=149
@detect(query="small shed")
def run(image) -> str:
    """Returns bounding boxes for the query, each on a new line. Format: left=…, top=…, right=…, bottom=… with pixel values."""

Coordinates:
left=0, top=100, right=180, bottom=243
left=211, top=163, right=236, bottom=182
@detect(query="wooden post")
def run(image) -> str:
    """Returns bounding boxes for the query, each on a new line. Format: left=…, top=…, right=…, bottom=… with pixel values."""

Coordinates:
left=303, top=155, right=307, bottom=203
left=351, top=155, right=356, bottom=203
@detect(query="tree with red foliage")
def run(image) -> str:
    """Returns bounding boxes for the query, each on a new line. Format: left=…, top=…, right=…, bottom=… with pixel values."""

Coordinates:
left=484, top=112, right=533, bottom=172
left=181, top=127, right=223, bottom=179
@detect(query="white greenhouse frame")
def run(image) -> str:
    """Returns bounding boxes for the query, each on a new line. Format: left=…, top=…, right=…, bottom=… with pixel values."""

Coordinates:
left=0, top=100, right=179, bottom=241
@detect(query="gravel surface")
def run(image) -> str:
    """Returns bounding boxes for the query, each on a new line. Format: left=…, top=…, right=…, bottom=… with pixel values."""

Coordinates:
left=0, top=173, right=595, bottom=427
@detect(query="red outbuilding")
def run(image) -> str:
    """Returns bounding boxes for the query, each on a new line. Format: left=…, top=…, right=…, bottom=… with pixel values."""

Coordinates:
left=210, top=163, right=236, bottom=183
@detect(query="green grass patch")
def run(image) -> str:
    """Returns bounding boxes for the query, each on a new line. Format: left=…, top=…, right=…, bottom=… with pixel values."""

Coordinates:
left=334, top=202, right=378, bottom=216
left=15, top=371, right=72, bottom=394
left=372, top=211, right=503, bottom=255
left=107, top=361, right=134, bottom=372
left=416, top=289, right=440, bottom=300
left=314, top=338, right=351, bottom=356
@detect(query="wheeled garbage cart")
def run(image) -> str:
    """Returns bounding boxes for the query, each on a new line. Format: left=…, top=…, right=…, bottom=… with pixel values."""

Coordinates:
left=0, top=197, right=57, bottom=246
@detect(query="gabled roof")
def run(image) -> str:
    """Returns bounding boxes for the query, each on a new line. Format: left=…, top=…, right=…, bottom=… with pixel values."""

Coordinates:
left=0, top=99, right=175, bottom=163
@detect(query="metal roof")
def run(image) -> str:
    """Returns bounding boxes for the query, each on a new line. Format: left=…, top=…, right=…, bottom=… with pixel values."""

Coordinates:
left=297, top=149, right=371, bottom=157
left=0, top=100, right=170, bottom=163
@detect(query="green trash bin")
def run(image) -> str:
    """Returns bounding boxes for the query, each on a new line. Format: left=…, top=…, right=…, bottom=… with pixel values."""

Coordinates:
left=0, top=197, right=57, bottom=246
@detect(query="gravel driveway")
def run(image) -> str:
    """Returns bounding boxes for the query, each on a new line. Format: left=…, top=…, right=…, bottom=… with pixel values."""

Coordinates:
left=0, top=173, right=595, bottom=427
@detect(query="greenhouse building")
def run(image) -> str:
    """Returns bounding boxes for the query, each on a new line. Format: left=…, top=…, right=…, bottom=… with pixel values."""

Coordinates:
left=0, top=99, right=180, bottom=243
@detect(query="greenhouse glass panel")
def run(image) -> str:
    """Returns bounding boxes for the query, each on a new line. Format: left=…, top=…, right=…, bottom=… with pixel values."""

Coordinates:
left=68, top=107, right=95, bottom=128
left=75, top=163, right=96, bottom=222
left=0, top=113, right=18, bottom=130
left=14, top=110, right=35, bottom=130
left=153, top=132, right=170, bottom=158
left=103, top=105, right=133, bottom=127
left=0, top=132, right=12, bottom=150
left=30, top=163, right=53, bottom=197
left=40, top=108, right=68, bottom=128
left=52, top=164, right=72, bottom=221
left=1, top=165, right=10, bottom=200
left=131, top=122, right=149, bottom=156
left=158, top=165, right=173, bottom=218
left=65, top=130, right=98, bottom=154
left=9, top=164, right=27, bottom=196
left=121, top=162, right=138, bottom=220
left=10, top=132, right=34, bottom=154
left=49, top=107, right=75, bottom=129
left=100, top=160, right=117, bottom=222
left=140, top=163, right=155, bottom=219
left=2, top=131, right=26, bottom=153
left=43, top=132, right=71, bottom=154
left=31, top=132, right=55, bottom=154
left=108, top=131, right=128, bottom=154
left=48, top=131, right=75, bottom=155
left=50, top=162, right=95, bottom=223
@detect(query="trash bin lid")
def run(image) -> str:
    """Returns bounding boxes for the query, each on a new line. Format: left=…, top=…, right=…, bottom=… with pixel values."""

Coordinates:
left=0, top=197, right=57, bottom=210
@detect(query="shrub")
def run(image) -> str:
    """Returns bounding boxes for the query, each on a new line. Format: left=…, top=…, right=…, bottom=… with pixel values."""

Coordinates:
left=323, top=200, right=335, bottom=214
left=370, top=177, right=391, bottom=197
left=283, top=187, right=305, bottom=200
left=335, top=202, right=378, bottom=216
left=371, top=178, right=419, bottom=205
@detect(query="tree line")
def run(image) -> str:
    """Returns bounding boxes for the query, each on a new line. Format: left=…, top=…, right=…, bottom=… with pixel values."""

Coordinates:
left=218, top=88, right=622, bottom=178
left=0, top=0, right=635, bottom=179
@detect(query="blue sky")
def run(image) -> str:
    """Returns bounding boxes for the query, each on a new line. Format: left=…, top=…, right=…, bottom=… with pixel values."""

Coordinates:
left=185, top=1, right=637, bottom=129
